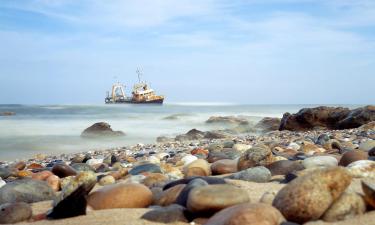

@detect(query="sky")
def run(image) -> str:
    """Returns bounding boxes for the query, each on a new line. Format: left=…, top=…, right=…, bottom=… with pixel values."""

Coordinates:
left=0, top=0, right=374, bottom=104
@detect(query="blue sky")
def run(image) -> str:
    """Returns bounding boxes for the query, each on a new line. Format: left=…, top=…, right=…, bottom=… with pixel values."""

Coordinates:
left=0, top=0, right=374, bottom=104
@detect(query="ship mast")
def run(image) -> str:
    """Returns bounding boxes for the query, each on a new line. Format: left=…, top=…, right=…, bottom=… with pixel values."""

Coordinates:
left=136, top=68, right=142, bottom=83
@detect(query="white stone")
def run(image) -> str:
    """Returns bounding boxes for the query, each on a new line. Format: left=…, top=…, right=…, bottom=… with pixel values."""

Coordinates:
left=181, top=155, right=198, bottom=166
left=86, top=158, right=104, bottom=166
left=232, top=143, right=251, bottom=152
left=287, top=142, right=300, bottom=151
left=347, top=160, right=375, bottom=179
left=302, top=156, right=338, bottom=169
left=0, top=178, right=6, bottom=189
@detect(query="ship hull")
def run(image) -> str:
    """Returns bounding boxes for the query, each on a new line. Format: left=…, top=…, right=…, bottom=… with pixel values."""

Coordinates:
left=105, top=98, right=164, bottom=104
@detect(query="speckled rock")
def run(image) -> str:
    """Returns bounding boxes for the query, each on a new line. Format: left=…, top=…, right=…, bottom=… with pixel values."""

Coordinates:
left=339, top=150, right=368, bottom=167
left=211, top=159, right=238, bottom=175
left=302, top=156, right=338, bottom=169
left=187, top=184, right=250, bottom=214
left=205, top=203, right=285, bottom=225
left=347, top=160, right=375, bottom=179
left=183, top=159, right=211, bottom=178
left=322, top=192, right=366, bottom=222
left=227, top=166, right=271, bottom=183
left=0, top=179, right=55, bottom=204
left=88, top=183, right=152, bottom=209
left=237, top=144, right=273, bottom=171
left=99, top=175, right=116, bottom=186
left=0, top=202, right=32, bottom=224
left=272, top=167, right=352, bottom=223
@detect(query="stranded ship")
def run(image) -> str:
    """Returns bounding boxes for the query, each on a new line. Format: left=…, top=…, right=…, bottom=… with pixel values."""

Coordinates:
left=105, top=69, right=164, bottom=104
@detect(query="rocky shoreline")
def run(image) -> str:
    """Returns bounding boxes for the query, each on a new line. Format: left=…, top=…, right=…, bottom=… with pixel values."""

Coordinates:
left=0, top=105, right=374, bottom=225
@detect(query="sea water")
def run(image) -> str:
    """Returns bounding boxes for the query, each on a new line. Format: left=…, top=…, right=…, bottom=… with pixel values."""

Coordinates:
left=0, top=103, right=360, bottom=160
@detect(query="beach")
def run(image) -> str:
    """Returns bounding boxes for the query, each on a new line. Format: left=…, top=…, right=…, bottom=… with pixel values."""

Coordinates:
left=0, top=104, right=374, bottom=225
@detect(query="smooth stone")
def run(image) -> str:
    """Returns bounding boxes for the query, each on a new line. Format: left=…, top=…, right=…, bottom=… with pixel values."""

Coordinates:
left=237, top=144, right=273, bottom=171
left=211, top=159, right=238, bottom=175
left=0, top=179, right=55, bottom=204
left=339, top=150, right=368, bottom=167
left=94, top=163, right=110, bottom=173
left=0, top=202, right=32, bottom=224
left=302, top=156, right=338, bottom=169
left=98, top=175, right=116, bottom=186
left=359, top=140, right=375, bottom=151
left=287, top=142, right=300, bottom=151
left=0, top=167, right=12, bottom=179
left=88, top=183, right=152, bottom=209
left=163, top=176, right=226, bottom=191
left=181, top=155, right=198, bottom=166
left=266, top=160, right=304, bottom=176
left=322, top=192, right=366, bottom=222
left=361, top=179, right=375, bottom=208
left=155, top=184, right=186, bottom=206
left=205, top=203, right=285, bottom=225
left=46, top=175, right=60, bottom=191
left=346, top=160, right=375, bottom=179
left=232, top=143, right=251, bottom=152
left=369, top=148, right=375, bottom=157
left=175, top=178, right=208, bottom=207
left=11, top=161, right=26, bottom=170
left=58, top=171, right=97, bottom=204
left=183, top=159, right=211, bottom=178
left=316, top=134, right=330, bottom=146
left=129, top=163, right=162, bottom=175
left=142, top=173, right=168, bottom=188
left=141, top=204, right=187, bottom=223
left=71, top=163, right=95, bottom=172
left=187, top=184, right=250, bottom=214
left=31, top=170, right=54, bottom=181
left=272, top=167, right=352, bottom=224
left=227, top=166, right=271, bottom=183
left=259, top=191, right=277, bottom=205
left=0, top=178, right=5, bottom=189
left=86, top=158, right=104, bottom=166
left=52, top=163, right=77, bottom=178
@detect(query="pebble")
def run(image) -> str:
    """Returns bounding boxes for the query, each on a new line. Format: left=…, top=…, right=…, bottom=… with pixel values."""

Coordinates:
left=31, top=170, right=54, bottom=181
left=322, top=192, right=366, bottom=222
left=302, top=156, right=338, bottom=169
left=88, top=183, right=152, bottom=209
left=259, top=191, right=276, bottom=205
left=237, top=144, right=273, bottom=171
left=0, top=202, right=32, bottom=224
left=346, top=160, right=375, bottom=179
left=155, top=184, right=186, bottom=206
left=181, top=155, right=198, bottom=166
left=266, top=160, right=304, bottom=176
left=361, top=179, right=375, bottom=208
left=86, top=158, right=104, bottom=166
left=338, top=150, right=368, bottom=167
left=232, top=143, right=251, bottom=152
left=129, top=163, right=162, bottom=175
left=205, top=203, right=285, bottom=225
left=211, top=159, right=238, bottom=175
left=175, top=178, right=208, bottom=207
left=0, top=167, right=12, bottom=179
left=141, top=204, right=187, bottom=223
left=359, top=140, right=375, bottom=151
left=71, top=163, right=95, bottom=172
left=183, top=159, right=211, bottom=178
left=287, top=142, right=300, bottom=151
left=272, top=167, right=352, bottom=224
left=46, top=175, right=60, bottom=191
left=142, top=173, right=168, bottom=188
left=187, top=184, right=250, bottom=214
left=58, top=171, right=97, bottom=203
left=99, top=175, right=116, bottom=186
left=0, top=178, right=5, bottom=189
left=226, top=166, right=271, bottom=183
left=0, top=179, right=55, bottom=204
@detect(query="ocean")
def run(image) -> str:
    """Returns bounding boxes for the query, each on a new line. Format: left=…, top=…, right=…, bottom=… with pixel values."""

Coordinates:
left=0, top=104, right=361, bottom=161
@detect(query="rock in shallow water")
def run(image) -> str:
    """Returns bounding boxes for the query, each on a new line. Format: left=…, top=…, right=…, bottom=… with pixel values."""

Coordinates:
left=187, top=184, right=250, bottom=215
left=0, top=202, right=32, bottom=224
left=0, top=179, right=55, bottom=204
left=226, top=166, right=271, bottom=183
left=88, top=183, right=152, bottom=210
left=205, top=203, right=285, bottom=225
left=272, top=167, right=352, bottom=224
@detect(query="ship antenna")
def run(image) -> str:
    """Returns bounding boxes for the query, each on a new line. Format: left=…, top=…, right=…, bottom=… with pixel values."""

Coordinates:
left=136, top=68, right=142, bottom=83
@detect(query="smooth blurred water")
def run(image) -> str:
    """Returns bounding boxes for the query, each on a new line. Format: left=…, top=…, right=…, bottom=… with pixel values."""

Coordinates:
left=0, top=103, right=360, bottom=160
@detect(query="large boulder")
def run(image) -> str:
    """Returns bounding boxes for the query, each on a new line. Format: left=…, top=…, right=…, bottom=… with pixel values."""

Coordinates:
left=255, top=117, right=281, bottom=132
left=279, top=105, right=375, bottom=131
left=81, top=122, right=125, bottom=138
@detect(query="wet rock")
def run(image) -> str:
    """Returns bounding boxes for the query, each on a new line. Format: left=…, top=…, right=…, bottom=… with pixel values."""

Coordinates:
left=322, top=192, right=366, bottom=222
left=361, top=179, right=375, bottom=208
left=337, top=105, right=375, bottom=129
left=187, top=184, right=250, bottom=214
left=98, top=175, right=116, bottom=186
left=0, top=202, right=32, bottom=224
left=185, top=129, right=205, bottom=140
left=183, top=159, right=211, bottom=178
left=175, top=178, right=208, bottom=207
left=52, top=163, right=77, bottom=178
left=0, top=179, right=55, bottom=204
left=70, top=163, right=95, bottom=172
left=141, top=204, right=187, bottom=223
left=226, top=166, right=271, bottom=183
left=266, top=160, right=304, bottom=176
left=347, top=160, right=375, bottom=179
left=359, top=140, right=375, bottom=151
left=255, top=117, right=281, bottom=132
left=88, top=183, right=152, bottom=209
left=205, top=203, right=285, bottom=225
left=81, top=122, right=125, bottom=138
left=339, top=150, right=368, bottom=167
left=129, top=163, right=162, bottom=175
left=272, top=167, right=352, bottom=223
left=302, top=156, right=338, bottom=169
left=206, top=116, right=249, bottom=125
left=155, top=184, right=186, bottom=206
left=211, top=159, right=238, bottom=175
left=237, top=144, right=273, bottom=170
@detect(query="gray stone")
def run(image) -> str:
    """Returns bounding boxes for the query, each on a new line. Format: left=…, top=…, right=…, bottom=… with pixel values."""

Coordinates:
left=129, top=163, right=162, bottom=175
left=71, top=163, right=95, bottom=172
left=141, top=204, right=187, bottom=223
left=227, top=166, right=271, bottom=183
left=0, top=202, right=32, bottom=223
